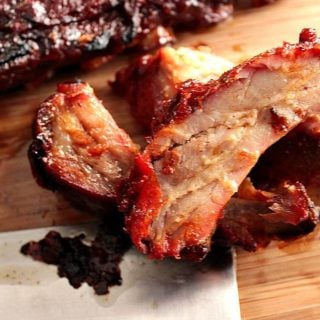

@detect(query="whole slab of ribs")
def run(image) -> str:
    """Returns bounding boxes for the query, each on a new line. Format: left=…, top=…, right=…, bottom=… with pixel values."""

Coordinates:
left=0, top=0, right=277, bottom=92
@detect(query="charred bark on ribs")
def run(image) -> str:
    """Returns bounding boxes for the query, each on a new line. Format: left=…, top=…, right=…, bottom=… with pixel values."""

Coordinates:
left=29, top=81, right=138, bottom=211
left=123, top=37, right=320, bottom=260
left=0, top=0, right=234, bottom=91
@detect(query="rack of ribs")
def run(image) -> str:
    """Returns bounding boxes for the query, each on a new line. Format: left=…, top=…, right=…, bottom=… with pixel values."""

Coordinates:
left=0, top=0, right=279, bottom=92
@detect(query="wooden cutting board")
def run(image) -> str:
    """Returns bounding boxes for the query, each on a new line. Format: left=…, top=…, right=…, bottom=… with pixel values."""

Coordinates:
left=0, top=0, right=320, bottom=319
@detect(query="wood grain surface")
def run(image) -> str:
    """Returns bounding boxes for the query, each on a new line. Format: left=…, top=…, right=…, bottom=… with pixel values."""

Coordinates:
left=0, top=0, right=320, bottom=319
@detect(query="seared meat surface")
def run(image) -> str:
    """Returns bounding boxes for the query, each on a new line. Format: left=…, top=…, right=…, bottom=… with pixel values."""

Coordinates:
left=215, top=179, right=319, bottom=251
left=125, top=38, right=320, bottom=260
left=28, top=29, right=320, bottom=263
left=29, top=81, right=138, bottom=210
left=0, top=0, right=234, bottom=91
left=112, top=46, right=234, bottom=132
left=250, top=115, right=320, bottom=203
left=115, top=43, right=320, bottom=255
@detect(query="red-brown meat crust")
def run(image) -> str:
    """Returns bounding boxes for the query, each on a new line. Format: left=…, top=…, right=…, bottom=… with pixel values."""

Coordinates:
left=165, top=44, right=320, bottom=128
left=214, top=179, right=319, bottom=251
left=125, top=35, right=320, bottom=261
left=250, top=115, right=320, bottom=201
left=112, top=46, right=234, bottom=133
left=29, top=80, right=138, bottom=211
left=112, top=53, right=168, bottom=131
left=0, top=0, right=234, bottom=91
left=113, top=57, right=213, bottom=133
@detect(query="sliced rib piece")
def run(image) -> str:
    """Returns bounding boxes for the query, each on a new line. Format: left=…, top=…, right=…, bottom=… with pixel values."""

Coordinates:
left=126, top=36, right=320, bottom=260
left=115, top=42, right=319, bottom=253
left=250, top=114, right=320, bottom=203
left=0, top=0, right=233, bottom=91
left=29, top=81, right=138, bottom=210
left=113, top=46, right=234, bottom=132
left=215, top=179, right=319, bottom=251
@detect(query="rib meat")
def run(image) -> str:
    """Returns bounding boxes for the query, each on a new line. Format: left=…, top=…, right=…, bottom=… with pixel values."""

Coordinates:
left=112, top=46, right=234, bottom=132
left=125, top=38, right=320, bottom=260
left=0, top=0, right=234, bottom=91
left=115, top=42, right=320, bottom=254
left=250, top=115, right=320, bottom=203
left=215, top=178, right=319, bottom=251
left=29, top=81, right=138, bottom=210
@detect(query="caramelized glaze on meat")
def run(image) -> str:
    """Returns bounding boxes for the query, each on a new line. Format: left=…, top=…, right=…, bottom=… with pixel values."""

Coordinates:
left=215, top=179, right=319, bottom=251
left=29, top=81, right=138, bottom=210
left=113, top=46, right=234, bottom=132
left=250, top=115, right=320, bottom=203
left=0, top=0, right=234, bottom=91
left=125, top=36, right=320, bottom=260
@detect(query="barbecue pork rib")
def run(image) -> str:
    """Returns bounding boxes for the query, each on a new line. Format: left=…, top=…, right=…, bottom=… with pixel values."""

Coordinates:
left=250, top=114, right=320, bottom=202
left=125, top=38, right=320, bottom=260
left=28, top=45, right=318, bottom=257
left=114, top=43, right=319, bottom=253
left=0, top=0, right=234, bottom=92
left=29, top=81, right=138, bottom=210
left=112, top=46, right=234, bottom=132
left=215, top=178, right=319, bottom=251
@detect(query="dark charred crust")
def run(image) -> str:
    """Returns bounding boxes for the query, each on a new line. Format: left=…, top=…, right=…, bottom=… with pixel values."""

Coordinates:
left=0, top=0, right=234, bottom=91
left=214, top=219, right=267, bottom=252
left=271, top=218, right=317, bottom=239
left=180, top=244, right=210, bottom=261
left=250, top=115, right=320, bottom=191
left=28, top=101, right=56, bottom=189
left=215, top=181, right=319, bottom=251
